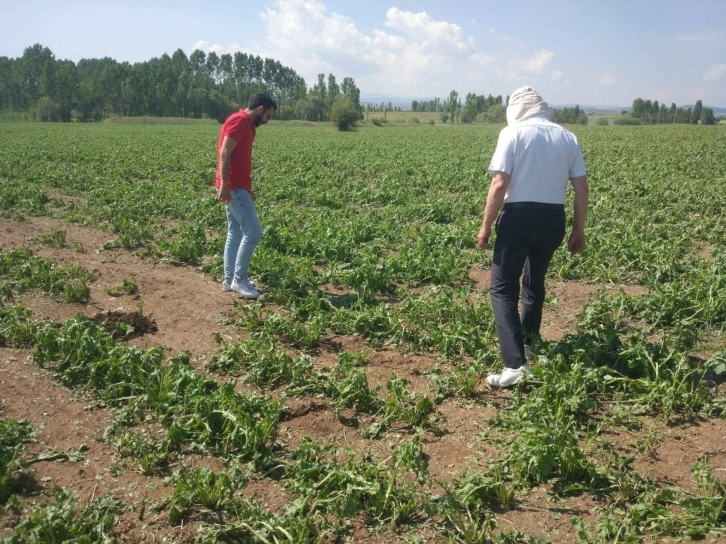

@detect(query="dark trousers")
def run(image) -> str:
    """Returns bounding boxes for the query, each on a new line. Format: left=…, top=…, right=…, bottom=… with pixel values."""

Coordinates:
left=489, top=203, right=566, bottom=368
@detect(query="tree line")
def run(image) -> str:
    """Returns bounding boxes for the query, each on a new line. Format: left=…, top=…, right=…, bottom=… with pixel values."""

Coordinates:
left=410, top=90, right=591, bottom=125
left=412, top=93, right=504, bottom=114
left=412, top=90, right=722, bottom=128
left=629, top=98, right=716, bottom=125
left=551, top=105, right=588, bottom=125
left=409, top=91, right=509, bottom=124
left=2, top=46, right=718, bottom=128
left=0, top=44, right=363, bottom=123
left=365, top=103, right=403, bottom=113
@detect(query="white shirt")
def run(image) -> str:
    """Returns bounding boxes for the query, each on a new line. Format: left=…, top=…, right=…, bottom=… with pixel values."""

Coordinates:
left=488, top=115, right=586, bottom=204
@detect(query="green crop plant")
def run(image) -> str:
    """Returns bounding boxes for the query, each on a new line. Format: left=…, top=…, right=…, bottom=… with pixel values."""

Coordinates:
left=3, top=487, right=121, bottom=544
left=105, top=277, right=139, bottom=297
left=168, top=467, right=243, bottom=523
left=0, top=305, right=39, bottom=347
left=284, top=438, right=426, bottom=526
left=0, top=417, right=33, bottom=504
left=35, top=229, right=67, bottom=248
left=194, top=500, right=322, bottom=544
left=0, top=248, right=95, bottom=303
left=363, top=375, right=435, bottom=438
left=114, top=430, right=168, bottom=476
left=327, top=357, right=381, bottom=414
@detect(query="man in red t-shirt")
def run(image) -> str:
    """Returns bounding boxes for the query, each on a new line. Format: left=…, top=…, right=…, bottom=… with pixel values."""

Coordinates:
left=217, top=93, right=277, bottom=299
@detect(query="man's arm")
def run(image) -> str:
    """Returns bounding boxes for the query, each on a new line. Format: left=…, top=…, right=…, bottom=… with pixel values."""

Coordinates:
left=217, top=136, right=237, bottom=204
left=477, top=171, right=510, bottom=250
left=568, top=176, right=588, bottom=255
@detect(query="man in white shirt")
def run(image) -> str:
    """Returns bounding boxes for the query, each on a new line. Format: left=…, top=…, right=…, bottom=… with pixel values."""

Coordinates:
left=477, top=86, right=589, bottom=387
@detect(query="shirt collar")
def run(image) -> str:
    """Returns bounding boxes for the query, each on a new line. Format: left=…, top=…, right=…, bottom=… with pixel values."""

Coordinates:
left=240, top=109, right=256, bottom=132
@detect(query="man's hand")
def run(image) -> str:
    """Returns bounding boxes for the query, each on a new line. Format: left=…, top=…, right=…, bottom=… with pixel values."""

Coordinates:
left=217, top=186, right=231, bottom=204
left=217, top=136, right=237, bottom=205
left=568, top=230, right=585, bottom=255
left=477, top=224, right=492, bottom=250
left=478, top=172, right=509, bottom=251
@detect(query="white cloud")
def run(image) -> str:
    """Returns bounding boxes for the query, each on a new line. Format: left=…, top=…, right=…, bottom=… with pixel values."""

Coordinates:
left=196, top=1, right=563, bottom=96
left=551, top=70, right=563, bottom=82
left=384, top=8, right=474, bottom=52
left=193, top=40, right=241, bottom=55
left=704, top=64, right=726, bottom=81
left=259, top=0, right=351, bottom=59
left=506, top=49, right=554, bottom=79
left=250, top=0, right=492, bottom=93
left=676, top=30, right=725, bottom=44
left=599, top=73, right=619, bottom=86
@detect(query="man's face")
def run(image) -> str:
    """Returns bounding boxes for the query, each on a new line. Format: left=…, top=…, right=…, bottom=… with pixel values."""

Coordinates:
left=252, top=106, right=274, bottom=127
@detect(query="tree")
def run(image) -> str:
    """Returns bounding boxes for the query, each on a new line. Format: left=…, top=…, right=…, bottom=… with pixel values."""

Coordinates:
left=691, top=100, right=702, bottom=124
left=37, top=96, right=60, bottom=121
left=308, top=95, right=324, bottom=122
left=53, top=59, right=77, bottom=121
left=462, top=92, right=488, bottom=123
left=208, top=90, right=237, bottom=123
left=206, top=52, right=221, bottom=84
left=447, top=89, right=459, bottom=124
left=0, top=44, right=376, bottom=123
left=327, top=73, right=340, bottom=115
left=330, top=98, right=360, bottom=131
left=460, top=107, right=477, bottom=123
left=659, top=103, right=668, bottom=123
left=340, top=76, right=363, bottom=119
left=309, top=73, right=327, bottom=121
left=19, top=44, right=56, bottom=108
left=700, top=107, right=716, bottom=125
left=294, top=98, right=310, bottom=120
left=630, top=97, right=710, bottom=125
left=487, top=105, right=506, bottom=123
left=551, top=106, right=587, bottom=125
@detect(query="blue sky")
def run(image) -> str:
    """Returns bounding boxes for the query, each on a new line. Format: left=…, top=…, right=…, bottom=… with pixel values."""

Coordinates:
left=2, top=0, right=725, bottom=106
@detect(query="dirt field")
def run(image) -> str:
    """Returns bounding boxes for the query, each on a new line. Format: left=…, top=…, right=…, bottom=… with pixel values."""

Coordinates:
left=2, top=216, right=724, bottom=542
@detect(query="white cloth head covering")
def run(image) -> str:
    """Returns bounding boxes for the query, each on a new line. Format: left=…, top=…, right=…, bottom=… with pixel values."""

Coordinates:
left=506, top=86, right=552, bottom=124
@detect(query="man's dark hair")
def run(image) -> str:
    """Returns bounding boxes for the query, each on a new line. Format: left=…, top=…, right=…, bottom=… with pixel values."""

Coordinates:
left=248, top=93, right=278, bottom=111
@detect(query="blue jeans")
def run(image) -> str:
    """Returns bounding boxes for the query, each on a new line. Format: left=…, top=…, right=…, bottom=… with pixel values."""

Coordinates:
left=224, top=188, right=262, bottom=283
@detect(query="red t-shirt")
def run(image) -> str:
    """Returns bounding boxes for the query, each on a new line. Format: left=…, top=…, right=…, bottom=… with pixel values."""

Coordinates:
left=215, top=110, right=256, bottom=192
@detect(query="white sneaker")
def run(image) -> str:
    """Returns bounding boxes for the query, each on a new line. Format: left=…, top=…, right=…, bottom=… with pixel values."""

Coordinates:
left=486, top=364, right=532, bottom=388
left=223, top=279, right=255, bottom=292
left=230, top=280, right=259, bottom=299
